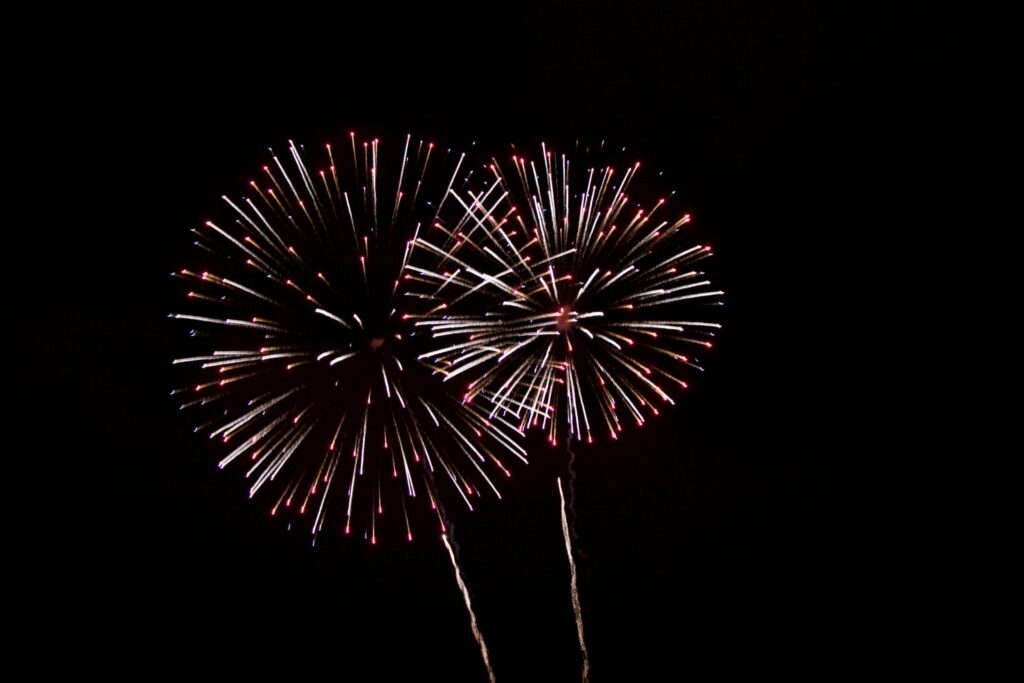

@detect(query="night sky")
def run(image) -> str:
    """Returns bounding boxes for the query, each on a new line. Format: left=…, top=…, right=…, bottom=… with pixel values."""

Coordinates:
left=12, top=3, right=1014, bottom=680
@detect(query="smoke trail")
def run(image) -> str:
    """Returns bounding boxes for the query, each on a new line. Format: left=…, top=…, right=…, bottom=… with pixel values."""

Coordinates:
left=565, top=441, right=587, bottom=559
left=558, top=476, right=591, bottom=682
left=442, top=532, right=496, bottom=683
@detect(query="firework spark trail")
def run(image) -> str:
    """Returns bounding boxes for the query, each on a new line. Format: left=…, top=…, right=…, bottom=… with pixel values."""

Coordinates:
left=442, top=532, right=496, bottom=683
left=558, top=476, right=590, bottom=683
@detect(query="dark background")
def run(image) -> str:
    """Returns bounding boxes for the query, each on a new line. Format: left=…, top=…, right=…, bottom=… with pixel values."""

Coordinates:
left=11, top=2, right=1015, bottom=680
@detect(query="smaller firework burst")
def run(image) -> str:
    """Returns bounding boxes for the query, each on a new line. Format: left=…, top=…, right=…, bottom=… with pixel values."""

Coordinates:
left=406, top=142, right=723, bottom=445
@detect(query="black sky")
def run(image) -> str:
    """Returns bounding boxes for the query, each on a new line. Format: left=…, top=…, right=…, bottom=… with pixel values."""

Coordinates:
left=11, top=3, right=1015, bottom=680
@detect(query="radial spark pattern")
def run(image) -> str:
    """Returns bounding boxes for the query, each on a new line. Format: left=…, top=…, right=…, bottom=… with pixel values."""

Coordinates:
left=171, top=135, right=527, bottom=543
left=407, top=143, right=723, bottom=445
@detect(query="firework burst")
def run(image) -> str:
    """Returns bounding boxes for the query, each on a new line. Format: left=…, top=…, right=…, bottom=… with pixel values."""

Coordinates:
left=170, top=134, right=527, bottom=544
left=406, top=142, right=724, bottom=446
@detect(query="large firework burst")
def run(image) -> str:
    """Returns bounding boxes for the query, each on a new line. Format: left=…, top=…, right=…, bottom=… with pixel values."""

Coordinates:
left=170, top=135, right=527, bottom=544
left=406, top=142, right=723, bottom=446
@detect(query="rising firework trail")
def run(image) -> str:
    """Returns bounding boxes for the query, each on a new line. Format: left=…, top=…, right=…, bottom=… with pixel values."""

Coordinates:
left=558, top=476, right=590, bottom=682
left=442, top=531, right=496, bottom=683
left=170, top=134, right=527, bottom=545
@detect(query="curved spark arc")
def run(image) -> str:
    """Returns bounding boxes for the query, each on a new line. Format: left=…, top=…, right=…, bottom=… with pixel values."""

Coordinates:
left=407, top=143, right=723, bottom=445
left=171, top=135, right=527, bottom=544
